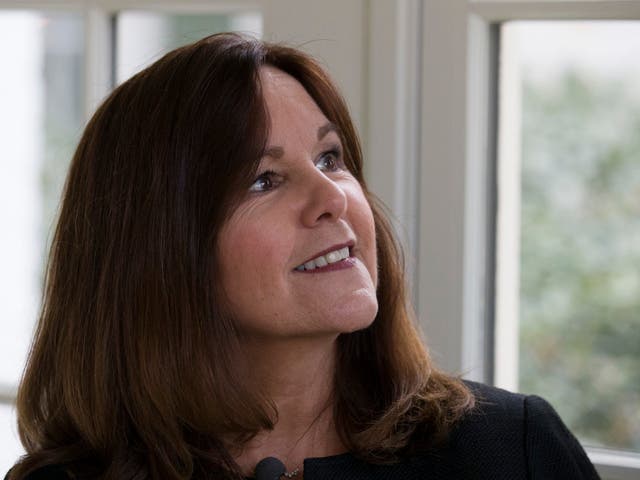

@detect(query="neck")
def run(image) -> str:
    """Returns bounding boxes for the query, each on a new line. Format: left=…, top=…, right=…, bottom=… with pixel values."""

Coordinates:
left=233, top=335, right=346, bottom=477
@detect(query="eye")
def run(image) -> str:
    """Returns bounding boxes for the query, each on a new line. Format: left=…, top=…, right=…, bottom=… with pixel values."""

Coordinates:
left=316, top=148, right=343, bottom=173
left=249, top=170, right=280, bottom=193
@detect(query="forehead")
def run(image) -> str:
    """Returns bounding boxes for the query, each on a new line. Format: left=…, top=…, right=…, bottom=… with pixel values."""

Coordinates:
left=259, top=66, right=329, bottom=139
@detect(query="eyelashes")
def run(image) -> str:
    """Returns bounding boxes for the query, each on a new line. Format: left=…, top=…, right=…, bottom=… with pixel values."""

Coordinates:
left=249, top=144, right=346, bottom=194
left=249, top=169, right=280, bottom=193
left=316, top=147, right=343, bottom=173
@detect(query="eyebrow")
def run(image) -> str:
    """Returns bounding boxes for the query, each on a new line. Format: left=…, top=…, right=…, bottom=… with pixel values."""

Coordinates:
left=262, top=146, right=285, bottom=159
left=317, top=122, right=340, bottom=141
left=261, top=122, right=341, bottom=159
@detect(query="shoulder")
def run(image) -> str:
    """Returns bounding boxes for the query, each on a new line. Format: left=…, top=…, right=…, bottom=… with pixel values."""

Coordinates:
left=314, top=382, right=601, bottom=479
left=442, top=381, right=600, bottom=479
left=459, top=380, right=529, bottom=433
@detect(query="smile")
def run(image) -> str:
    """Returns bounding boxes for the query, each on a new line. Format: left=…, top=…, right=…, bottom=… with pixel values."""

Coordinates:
left=295, top=246, right=351, bottom=271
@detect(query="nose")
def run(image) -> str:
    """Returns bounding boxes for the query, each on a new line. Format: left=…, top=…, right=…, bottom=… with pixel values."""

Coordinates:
left=300, top=170, right=347, bottom=227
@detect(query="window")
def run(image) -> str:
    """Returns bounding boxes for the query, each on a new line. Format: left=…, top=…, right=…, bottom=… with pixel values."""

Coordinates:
left=496, top=20, right=640, bottom=455
left=116, top=10, right=261, bottom=83
left=0, top=4, right=262, bottom=474
left=0, top=10, right=85, bottom=470
left=414, top=2, right=640, bottom=478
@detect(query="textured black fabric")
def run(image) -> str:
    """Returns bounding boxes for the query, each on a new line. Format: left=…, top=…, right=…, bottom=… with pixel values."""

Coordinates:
left=289, top=382, right=601, bottom=479
left=6, top=382, right=601, bottom=479
left=4, top=465, right=69, bottom=480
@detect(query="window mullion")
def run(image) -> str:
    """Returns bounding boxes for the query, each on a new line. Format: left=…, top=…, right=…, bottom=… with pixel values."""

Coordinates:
left=84, top=6, right=113, bottom=120
left=0, top=384, right=17, bottom=404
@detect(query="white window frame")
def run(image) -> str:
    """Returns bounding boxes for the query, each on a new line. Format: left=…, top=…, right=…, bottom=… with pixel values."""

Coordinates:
left=0, top=0, right=368, bottom=128
left=378, top=1, right=640, bottom=478
left=0, top=0, right=257, bottom=402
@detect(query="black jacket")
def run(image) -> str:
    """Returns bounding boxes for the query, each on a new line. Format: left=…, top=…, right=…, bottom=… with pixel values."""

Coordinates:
left=7, top=382, right=600, bottom=479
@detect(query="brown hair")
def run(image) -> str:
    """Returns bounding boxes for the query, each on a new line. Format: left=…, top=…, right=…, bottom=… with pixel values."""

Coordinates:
left=10, top=33, right=473, bottom=480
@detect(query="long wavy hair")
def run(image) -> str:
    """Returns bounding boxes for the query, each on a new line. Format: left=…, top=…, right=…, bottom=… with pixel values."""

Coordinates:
left=10, top=33, right=473, bottom=480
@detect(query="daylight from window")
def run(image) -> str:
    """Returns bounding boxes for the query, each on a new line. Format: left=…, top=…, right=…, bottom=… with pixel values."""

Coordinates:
left=0, top=10, right=262, bottom=475
left=116, top=10, right=262, bottom=83
left=498, top=21, right=640, bottom=453
left=0, top=10, right=85, bottom=472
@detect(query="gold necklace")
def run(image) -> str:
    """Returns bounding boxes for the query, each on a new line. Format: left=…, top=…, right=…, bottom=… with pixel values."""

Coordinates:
left=254, top=400, right=332, bottom=479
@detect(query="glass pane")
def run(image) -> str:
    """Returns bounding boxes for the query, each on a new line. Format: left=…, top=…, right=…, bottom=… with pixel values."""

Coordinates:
left=0, top=11, right=84, bottom=388
left=0, top=403, right=23, bottom=476
left=116, top=10, right=262, bottom=83
left=499, top=21, right=640, bottom=453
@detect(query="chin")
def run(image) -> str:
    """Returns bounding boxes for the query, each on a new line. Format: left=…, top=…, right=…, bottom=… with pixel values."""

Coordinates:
left=332, top=294, right=378, bottom=334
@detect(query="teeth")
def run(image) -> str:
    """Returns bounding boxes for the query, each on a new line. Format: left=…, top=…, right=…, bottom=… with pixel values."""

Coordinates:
left=296, top=246, right=350, bottom=271
left=325, top=250, right=340, bottom=263
left=316, top=256, right=328, bottom=267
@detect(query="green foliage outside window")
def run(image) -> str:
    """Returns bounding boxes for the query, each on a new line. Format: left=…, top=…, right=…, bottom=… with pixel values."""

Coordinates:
left=519, top=70, right=640, bottom=452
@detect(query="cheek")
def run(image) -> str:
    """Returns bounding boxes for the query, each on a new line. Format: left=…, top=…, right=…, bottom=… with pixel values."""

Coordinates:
left=218, top=218, right=254, bottom=303
left=363, top=209, right=378, bottom=288
left=218, top=214, right=292, bottom=300
left=347, top=186, right=378, bottom=287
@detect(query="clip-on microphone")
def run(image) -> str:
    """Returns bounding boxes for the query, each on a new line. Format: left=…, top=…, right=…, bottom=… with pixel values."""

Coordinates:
left=254, top=457, right=286, bottom=480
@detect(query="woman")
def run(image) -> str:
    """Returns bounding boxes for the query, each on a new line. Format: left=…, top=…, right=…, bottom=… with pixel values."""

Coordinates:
left=7, top=33, right=599, bottom=479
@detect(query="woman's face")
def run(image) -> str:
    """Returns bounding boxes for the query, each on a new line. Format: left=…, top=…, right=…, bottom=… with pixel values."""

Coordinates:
left=217, top=66, right=378, bottom=340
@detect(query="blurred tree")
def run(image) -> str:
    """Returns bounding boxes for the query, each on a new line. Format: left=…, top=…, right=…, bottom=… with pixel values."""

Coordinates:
left=519, top=70, right=640, bottom=452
